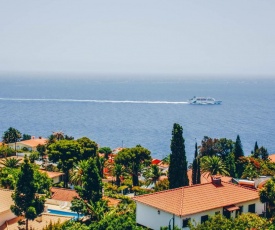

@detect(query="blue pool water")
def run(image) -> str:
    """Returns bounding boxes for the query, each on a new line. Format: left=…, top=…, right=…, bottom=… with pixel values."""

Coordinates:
left=48, top=209, right=83, bottom=219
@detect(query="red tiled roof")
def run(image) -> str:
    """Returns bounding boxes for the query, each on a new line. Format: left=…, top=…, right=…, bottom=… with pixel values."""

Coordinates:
left=133, top=182, right=259, bottom=217
left=152, top=159, right=161, bottom=165
left=50, top=187, right=78, bottom=202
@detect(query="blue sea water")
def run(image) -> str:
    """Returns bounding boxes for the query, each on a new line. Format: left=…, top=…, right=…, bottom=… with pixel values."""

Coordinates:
left=0, top=76, right=274, bottom=163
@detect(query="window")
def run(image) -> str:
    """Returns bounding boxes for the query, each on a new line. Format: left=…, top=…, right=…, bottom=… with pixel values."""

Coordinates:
left=182, top=218, right=190, bottom=228
left=201, top=215, right=208, bottom=224
left=248, top=204, right=255, bottom=213
left=236, top=206, right=243, bottom=217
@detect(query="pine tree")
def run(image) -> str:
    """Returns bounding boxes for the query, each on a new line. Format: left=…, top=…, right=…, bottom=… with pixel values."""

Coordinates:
left=259, top=146, right=269, bottom=161
left=168, top=123, right=189, bottom=189
left=10, top=155, right=45, bottom=230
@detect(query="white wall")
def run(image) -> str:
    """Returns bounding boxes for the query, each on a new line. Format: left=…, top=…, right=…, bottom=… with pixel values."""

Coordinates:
left=0, top=210, right=16, bottom=226
left=136, top=198, right=265, bottom=230
left=136, top=203, right=177, bottom=229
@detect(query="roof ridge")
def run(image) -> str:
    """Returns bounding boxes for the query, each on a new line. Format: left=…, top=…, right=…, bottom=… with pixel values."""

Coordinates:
left=132, top=186, right=184, bottom=199
left=223, top=181, right=258, bottom=192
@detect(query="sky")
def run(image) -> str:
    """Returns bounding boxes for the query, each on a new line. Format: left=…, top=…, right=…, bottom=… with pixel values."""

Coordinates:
left=0, top=1, right=275, bottom=79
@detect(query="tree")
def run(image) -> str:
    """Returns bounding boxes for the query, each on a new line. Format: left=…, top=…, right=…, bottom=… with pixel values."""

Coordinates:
left=0, top=167, right=19, bottom=189
left=114, top=163, right=123, bottom=187
left=259, top=176, right=275, bottom=217
left=188, top=213, right=272, bottom=230
left=77, top=137, right=98, bottom=160
left=201, top=156, right=229, bottom=176
left=75, top=158, right=102, bottom=202
left=115, top=145, right=152, bottom=186
left=2, top=127, right=22, bottom=154
left=234, top=135, right=244, bottom=161
left=10, top=156, right=45, bottom=230
left=225, top=152, right=236, bottom=177
left=70, top=160, right=89, bottom=186
left=192, top=143, right=200, bottom=185
left=155, top=178, right=169, bottom=192
left=0, top=144, right=14, bottom=158
left=143, top=164, right=162, bottom=187
left=252, top=141, right=259, bottom=158
left=52, top=131, right=65, bottom=141
left=258, top=146, right=269, bottom=161
left=168, top=123, right=189, bottom=189
left=37, top=144, right=46, bottom=161
left=22, top=134, right=31, bottom=141
left=48, top=140, right=82, bottom=188
left=99, top=147, right=112, bottom=159
left=234, top=135, right=244, bottom=178
left=199, top=136, right=219, bottom=157
left=216, top=138, right=234, bottom=161
left=0, top=158, right=21, bottom=168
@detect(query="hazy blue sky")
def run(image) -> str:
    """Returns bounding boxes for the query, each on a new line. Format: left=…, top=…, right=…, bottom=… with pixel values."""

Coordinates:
left=0, top=1, right=275, bottom=78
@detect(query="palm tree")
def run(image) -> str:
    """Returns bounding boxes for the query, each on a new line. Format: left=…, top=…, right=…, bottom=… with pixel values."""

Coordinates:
left=113, top=163, right=123, bottom=187
left=70, top=160, right=89, bottom=186
left=52, top=131, right=64, bottom=141
left=0, top=158, right=21, bottom=168
left=143, top=164, right=162, bottom=187
left=201, top=156, right=229, bottom=176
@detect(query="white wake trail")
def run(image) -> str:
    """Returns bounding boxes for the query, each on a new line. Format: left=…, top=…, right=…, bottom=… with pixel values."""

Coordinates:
left=0, top=98, right=188, bottom=104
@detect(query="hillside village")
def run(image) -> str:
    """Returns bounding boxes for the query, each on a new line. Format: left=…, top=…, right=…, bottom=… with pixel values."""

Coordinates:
left=0, top=126, right=275, bottom=230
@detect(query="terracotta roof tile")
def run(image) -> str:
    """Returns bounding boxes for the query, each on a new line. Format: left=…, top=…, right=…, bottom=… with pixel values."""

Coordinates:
left=39, top=170, right=64, bottom=179
left=268, top=154, right=275, bottom=163
left=18, top=138, right=47, bottom=147
left=133, top=182, right=259, bottom=217
left=50, top=187, right=78, bottom=202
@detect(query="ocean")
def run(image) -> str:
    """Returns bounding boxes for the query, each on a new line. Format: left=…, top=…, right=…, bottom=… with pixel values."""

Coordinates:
left=0, top=76, right=274, bottom=163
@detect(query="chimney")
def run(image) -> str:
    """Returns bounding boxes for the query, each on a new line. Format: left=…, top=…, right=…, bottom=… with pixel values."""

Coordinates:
left=211, top=175, right=222, bottom=186
left=31, top=136, right=35, bottom=139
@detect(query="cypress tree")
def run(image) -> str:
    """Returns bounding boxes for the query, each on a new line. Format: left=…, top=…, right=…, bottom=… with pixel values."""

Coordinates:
left=168, top=123, right=189, bottom=189
left=197, top=156, right=201, bottom=184
left=234, top=135, right=244, bottom=161
left=253, top=141, right=259, bottom=158
left=234, top=135, right=244, bottom=178
left=192, top=143, right=198, bottom=185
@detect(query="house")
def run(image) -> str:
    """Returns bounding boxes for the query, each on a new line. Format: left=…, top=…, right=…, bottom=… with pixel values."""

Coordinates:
left=0, top=189, right=16, bottom=226
left=39, top=170, right=64, bottom=184
left=46, top=187, right=79, bottom=207
left=8, top=137, right=47, bottom=152
left=133, top=177, right=265, bottom=230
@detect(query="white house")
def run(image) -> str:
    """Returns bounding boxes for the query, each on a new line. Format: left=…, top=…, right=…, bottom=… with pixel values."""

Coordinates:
left=8, top=137, right=47, bottom=152
left=0, top=189, right=16, bottom=227
left=133, top=177, right=265, bottom=230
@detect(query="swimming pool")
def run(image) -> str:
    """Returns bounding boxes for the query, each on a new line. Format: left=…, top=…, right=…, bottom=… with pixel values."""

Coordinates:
left=48, top=209, right=84, bottom=219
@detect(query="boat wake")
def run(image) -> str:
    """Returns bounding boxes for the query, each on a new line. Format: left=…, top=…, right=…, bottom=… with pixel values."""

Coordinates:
left=0, top=98, right=189, bottom=104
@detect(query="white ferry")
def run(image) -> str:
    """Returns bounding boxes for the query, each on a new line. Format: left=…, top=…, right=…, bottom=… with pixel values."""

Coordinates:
left=188, top=96, right=222, bottom=105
